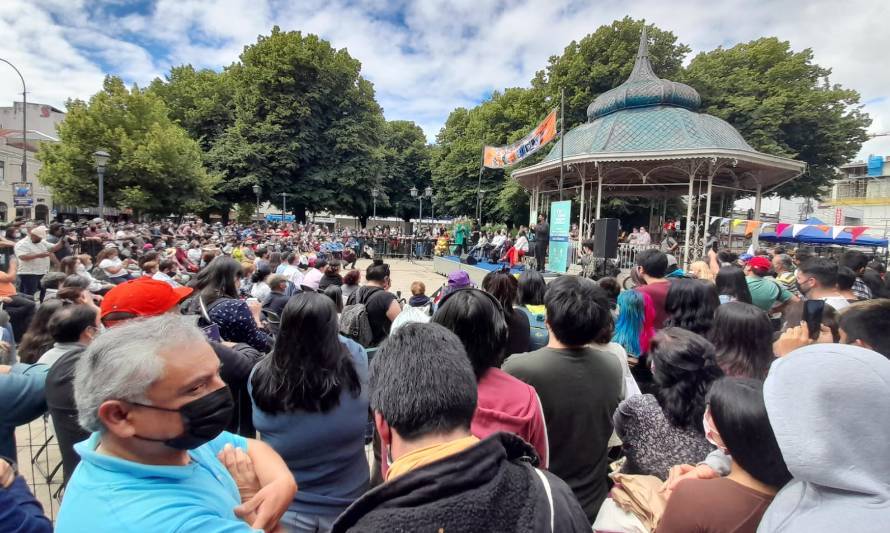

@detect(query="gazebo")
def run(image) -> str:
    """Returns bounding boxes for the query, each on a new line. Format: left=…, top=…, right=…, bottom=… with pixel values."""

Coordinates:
left=512, top=29, right=806, bottom=265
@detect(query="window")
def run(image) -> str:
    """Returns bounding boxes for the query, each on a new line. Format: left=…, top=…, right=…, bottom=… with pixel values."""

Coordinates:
left=0, top=161, right=4, bottom=182
left=0, top=202, right=6, bottom=222
left=835, top=178, right=869, bottom=200
left=35, top=204, right=49, bottom=223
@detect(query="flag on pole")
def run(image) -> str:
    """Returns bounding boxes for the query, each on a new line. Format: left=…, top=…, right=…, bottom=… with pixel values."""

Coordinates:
left=483, top=109, right=558, bottom=168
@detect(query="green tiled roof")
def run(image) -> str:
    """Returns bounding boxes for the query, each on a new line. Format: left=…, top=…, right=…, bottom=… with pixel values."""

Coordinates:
left=542, top=106, right=754, bottom=162
left=543, top=27, right=755, bottom=162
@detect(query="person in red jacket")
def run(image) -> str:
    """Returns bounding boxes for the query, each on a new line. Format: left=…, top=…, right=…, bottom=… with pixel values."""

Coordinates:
left=432, top=288, right=548, bottom=468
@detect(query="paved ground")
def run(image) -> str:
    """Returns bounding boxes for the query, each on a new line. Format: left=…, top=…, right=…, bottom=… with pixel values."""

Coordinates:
left=351, top=257, right=445, bottom=298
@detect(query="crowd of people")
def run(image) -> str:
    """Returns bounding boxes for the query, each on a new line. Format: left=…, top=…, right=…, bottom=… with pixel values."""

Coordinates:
left=0, top=215, right=888, bottom=532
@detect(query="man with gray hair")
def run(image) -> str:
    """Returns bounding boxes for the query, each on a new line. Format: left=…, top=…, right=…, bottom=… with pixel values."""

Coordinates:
left=55, top=314, right=296, bottom=533
left=772, top=253, right=799, bottom=297
left=332, top=322, right=589, bottom=532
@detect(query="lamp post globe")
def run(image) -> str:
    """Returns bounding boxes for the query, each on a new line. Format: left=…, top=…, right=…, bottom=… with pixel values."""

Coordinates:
left=93, top=150, right=110, bottom=219
left=410, top=186, right=418, bottom=198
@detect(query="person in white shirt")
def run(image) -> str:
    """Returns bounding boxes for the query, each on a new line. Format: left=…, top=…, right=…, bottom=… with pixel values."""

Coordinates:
left=795, top=257, right=851, bottom=311
left=14, top=225, right=56, bottom=298
left=95, top=247, right=135, bottom=285
left=490, top=231, right=507, bottom=249
left=151, top=259, right=182, bottom=288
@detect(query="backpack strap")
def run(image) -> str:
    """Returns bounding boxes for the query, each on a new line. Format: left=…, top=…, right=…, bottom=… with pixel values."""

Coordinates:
left=532, top=467, right=554, bottom=532
left=357, top=286, right=383, bottom=305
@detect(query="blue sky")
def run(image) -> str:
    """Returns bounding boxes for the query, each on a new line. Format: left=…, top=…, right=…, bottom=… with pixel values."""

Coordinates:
left=1, top=0, right=888, bottom=158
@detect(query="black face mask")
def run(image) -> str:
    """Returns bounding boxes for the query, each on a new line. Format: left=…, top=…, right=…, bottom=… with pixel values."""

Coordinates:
left=131, top=386, right=234, bottom=450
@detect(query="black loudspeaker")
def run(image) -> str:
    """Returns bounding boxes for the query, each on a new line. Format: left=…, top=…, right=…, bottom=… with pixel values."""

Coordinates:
left=593, top=218, right=619, bottom=259
left=461, top=253, right=477, bottom=265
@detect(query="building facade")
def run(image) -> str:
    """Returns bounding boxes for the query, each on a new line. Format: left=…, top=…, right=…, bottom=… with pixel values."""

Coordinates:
left=0, top=102, right=65, bottom=223
left=814, top=156, right=890, bottom=237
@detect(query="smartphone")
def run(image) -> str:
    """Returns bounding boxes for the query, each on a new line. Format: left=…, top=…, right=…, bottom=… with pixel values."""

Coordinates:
left=803, top=299, right=825, bottom=341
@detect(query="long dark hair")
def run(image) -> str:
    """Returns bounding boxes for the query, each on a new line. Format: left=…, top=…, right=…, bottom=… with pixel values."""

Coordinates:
left=193, top=256, right=241, bottom=305
left=18, top=299, right=66, bottom=363
left=707, top=377, right=792, bottom=488
left=650, top=327, right=724, bottom=432
left=715, top=266, right=752, bottom=304
left=709, top=302, right=774, bottom=379
left=481, top=270, right=518, bottom=311
left=250, top=292, right=361, bottom=414
left=432, top=288, right=508, bottom=378
left=517, top=270, right=546, bottom=306
left=664, top=279, right=720, bottom=335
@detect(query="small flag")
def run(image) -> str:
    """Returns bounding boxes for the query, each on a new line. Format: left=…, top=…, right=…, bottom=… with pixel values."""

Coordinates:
left=792, top=224, right=808, bottom=237
left=775, top=223, right=791, bottom=236
left=849, top=227, right=869, bottom=241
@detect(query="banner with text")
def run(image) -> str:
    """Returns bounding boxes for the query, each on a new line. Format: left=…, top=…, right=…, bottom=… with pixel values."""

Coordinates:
left=548, top=200, right=572, bottom=273
left=483, top=109, right=557, bottom=168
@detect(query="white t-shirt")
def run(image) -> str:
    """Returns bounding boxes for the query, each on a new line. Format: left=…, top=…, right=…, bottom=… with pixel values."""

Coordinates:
left=13, top=238, right=53, bottom=275
left=98, top=257, right=128, bottom=278
left=822, top=296, right=851, bottom=311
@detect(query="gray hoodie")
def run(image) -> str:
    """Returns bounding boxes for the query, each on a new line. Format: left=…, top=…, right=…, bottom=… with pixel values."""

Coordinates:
left=758, top=344, right=890, bottom=532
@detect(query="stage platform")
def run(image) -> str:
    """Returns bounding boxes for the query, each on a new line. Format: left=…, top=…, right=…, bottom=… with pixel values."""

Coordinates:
left=433, top=255, right=565, bottom=286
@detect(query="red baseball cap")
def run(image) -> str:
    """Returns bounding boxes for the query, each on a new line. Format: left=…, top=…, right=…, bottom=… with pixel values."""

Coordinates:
left=100, top=278, right=193, bottom=320
left=746, top=256, right=772, bottom=271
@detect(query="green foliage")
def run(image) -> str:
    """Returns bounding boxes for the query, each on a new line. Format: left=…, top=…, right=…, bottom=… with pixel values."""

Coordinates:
left=378, top=120, right=433, bottom=221
left=681, top=37, right=871, bottom=198
left=206, top=27, right=385, bottom=220
left=37, top=76, right=214, bottom=215
left=531, top=17, right=690, bottom=129
left=148, top=65, right=235, bottom=151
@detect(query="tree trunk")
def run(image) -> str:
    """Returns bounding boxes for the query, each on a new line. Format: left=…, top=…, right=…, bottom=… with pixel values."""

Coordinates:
left=358, top=215, right=368, bottom=228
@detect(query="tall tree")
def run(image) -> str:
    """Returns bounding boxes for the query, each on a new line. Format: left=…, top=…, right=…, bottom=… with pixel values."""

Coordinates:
left=207, top=27, right=385, bottom=221
left=681, top=37, right=871, bottom=198
left=377, top=120, right=433, bottom=224
left=532, top=17, right=690, bottom=130
left=37, top=76, right=214, bottom=215
left=148, top=65, right=235, bottom=151
left=430, top=19, right=690, bottom=225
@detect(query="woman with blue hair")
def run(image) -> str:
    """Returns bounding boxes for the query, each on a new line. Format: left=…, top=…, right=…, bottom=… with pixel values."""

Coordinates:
left=613, top=290, right=655, bottom=360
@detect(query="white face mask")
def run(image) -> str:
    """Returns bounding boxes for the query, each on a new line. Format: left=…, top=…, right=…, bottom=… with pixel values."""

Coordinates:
left=702, top=411, right=728, bottom=453
left=76, top=263, right=87, bottom=273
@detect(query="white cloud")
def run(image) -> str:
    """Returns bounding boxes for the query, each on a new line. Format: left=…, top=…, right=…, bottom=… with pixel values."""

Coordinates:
left=0, top=0, right=887, bottom=159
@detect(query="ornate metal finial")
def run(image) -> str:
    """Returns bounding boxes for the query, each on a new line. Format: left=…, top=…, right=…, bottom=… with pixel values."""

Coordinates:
left=638, top=26, right=649, bottom=60
left=628, top=26, right=657, bottom=81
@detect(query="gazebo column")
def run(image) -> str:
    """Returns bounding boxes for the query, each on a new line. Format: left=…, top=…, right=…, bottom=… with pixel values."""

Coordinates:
left=683, top=169, right=696, bottom=268
left=701, top=169, right=714, bottom=257
left=751, top=182, right=763, bottom=249
left=595, top=171, right=603, bottom=219
left=578, top=171, right=586, bottom=250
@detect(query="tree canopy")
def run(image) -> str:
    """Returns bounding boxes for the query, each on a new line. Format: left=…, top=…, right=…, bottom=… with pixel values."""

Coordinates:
left=205, top=27, right=386, bottom=221
left=37, top=76, right=214, bottom=215
left=681, top=37, right=871, bottom=198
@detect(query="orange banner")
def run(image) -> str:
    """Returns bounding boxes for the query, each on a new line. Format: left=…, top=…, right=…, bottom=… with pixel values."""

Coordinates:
left=483, top=109, right=558, bottom=168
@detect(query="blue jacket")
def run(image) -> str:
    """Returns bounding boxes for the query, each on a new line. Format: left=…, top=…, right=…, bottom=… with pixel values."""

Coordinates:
left=0, top=363, right=49, bottom=461
left=0, top=476, right=52, bottom=533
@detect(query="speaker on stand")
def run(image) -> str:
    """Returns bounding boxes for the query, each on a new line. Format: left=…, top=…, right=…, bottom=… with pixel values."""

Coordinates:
left=593, top=218, right=619, bottom=259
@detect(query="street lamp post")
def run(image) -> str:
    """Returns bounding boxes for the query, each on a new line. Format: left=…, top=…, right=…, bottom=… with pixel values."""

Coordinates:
left=93, top=150, right=110, bottom=219
left=279, top=192, right=290, bottom=223
left=425, top=186, right=433, bottom=226
left=0, top=58, right=27, bottom=183
left=410, top=186, right=420, bottom=234
left=371, top=187, right=378, bottom=219
left=252, top=184, right=261, bottom=220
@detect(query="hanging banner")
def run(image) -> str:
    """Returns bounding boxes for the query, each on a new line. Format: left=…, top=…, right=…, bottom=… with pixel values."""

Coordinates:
left=13, top=182, right=33, bottom=207
left=548, top=200, right=571, bottom=273
left=849, top=227, right=869, bottom=241
left=483, top=109, right=558, bottom=168
left=775, top=223, right=791, bottom=236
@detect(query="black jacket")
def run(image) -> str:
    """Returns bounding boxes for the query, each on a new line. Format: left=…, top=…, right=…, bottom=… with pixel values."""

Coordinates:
left=332, top=432, right=590, bottom=533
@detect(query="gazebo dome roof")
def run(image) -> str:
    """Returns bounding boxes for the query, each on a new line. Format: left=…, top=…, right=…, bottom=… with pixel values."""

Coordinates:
left=541, top=27, right=757, bottom=163
left=587, top=28, right=701, bottom=121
